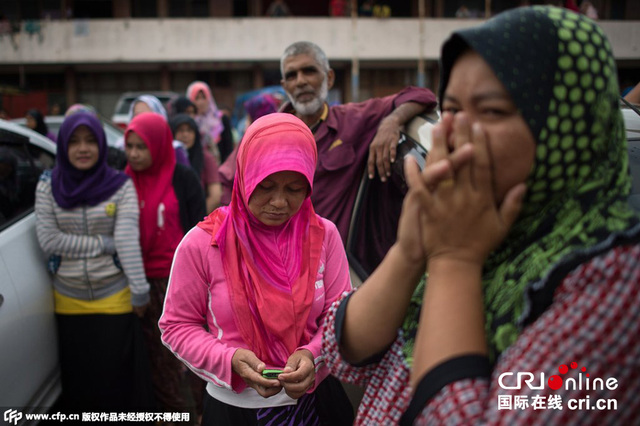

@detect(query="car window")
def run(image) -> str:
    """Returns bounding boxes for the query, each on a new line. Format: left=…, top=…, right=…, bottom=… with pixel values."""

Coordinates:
left=0, top=130, right=55, bottom=231
left=116, top=98, right=135, bottom=115
left=116, top=95, right=176, bottom=115
left=46, top=122, right=62, bottom=138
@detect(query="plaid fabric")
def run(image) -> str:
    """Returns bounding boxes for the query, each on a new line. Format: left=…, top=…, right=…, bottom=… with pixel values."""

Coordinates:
left=416, top=243, right=640, bottom=425
left=322, top=290, right=414, bottom=425
left=323, top=244, right=640, bottom=424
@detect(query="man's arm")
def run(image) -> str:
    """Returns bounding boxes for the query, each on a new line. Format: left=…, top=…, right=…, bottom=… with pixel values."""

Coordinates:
left=367, top=101, right=429, bottom=182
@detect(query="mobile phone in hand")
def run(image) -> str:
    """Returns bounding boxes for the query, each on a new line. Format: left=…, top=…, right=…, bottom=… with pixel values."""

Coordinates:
left=262, top=369, right=283, bottom=379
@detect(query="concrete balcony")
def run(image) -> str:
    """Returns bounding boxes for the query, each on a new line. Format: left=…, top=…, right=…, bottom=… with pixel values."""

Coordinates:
left=2, top=17, right=639, bottom=66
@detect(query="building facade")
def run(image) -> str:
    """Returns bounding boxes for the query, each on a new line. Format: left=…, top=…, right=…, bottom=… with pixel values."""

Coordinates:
left=1, top=0, right=639, bottom=118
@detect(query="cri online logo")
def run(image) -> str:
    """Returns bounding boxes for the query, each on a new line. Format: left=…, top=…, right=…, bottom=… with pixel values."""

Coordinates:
left=499, top=362, right=618, bottom=391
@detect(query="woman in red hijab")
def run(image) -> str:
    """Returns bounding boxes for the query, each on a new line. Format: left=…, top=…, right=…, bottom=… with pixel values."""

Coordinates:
left=159, top=113, right=353, bottom=425
left=124, top=112, right=205, bottom=413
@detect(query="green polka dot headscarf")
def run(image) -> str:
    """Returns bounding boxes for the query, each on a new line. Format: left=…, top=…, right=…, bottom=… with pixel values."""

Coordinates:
left=437, top=6, right=640, bottom=361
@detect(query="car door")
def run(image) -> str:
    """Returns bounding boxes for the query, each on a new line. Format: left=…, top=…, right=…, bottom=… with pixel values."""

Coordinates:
left=622, top=104, right=640, bottom=211
left=346, top=111, right=438, bottom=286
left=339, top=112, right=438, bottom=412
left=0, top=124, right=60, bottom=414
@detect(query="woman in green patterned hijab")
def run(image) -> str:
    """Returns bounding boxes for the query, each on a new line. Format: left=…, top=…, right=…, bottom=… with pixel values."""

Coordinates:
left=431, top=3, right=640, bottom=364
left=401, top=5, right=640, bottom=424
left=320, top=5, right=640, bottom=425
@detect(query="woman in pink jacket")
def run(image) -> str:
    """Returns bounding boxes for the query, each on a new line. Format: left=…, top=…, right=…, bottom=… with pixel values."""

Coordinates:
left=159, top=113, right=353, bottom=425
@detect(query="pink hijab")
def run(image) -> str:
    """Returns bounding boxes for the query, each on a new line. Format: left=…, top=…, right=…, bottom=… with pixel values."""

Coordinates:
left=186, top=81, right=224, bottom=146
left=125, top=112, right=184, bottom=278
left=198, top=113, right=324, bottom=366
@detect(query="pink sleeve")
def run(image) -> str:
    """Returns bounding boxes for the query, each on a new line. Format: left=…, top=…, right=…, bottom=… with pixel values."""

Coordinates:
left=159, top=227, right=241, bottom=391
left=297, top=219, right=353, bottom=384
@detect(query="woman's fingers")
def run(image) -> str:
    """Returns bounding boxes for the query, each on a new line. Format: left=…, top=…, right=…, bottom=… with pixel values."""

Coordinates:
left=414, top=145, right=473, bottom=192
left=452, top=112, right=471, bottom=149
left=452, top=113, right=473, bottom=185
left=426, top=112, right=453, bottom=166
left=281, top=373, right=315, bottom=399
left=231, top=349, right=283, bottom=398
left=278, top=355, right=316, bottom=399
left=405, top=156, right=427, bottom=190
left=470, top=122, right=493, bottom=193
left=255, top=383, right=283, bottom=398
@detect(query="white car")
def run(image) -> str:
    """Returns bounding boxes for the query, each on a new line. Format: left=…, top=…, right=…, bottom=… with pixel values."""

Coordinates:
left=12, top=115, right=124, bottom=148
left=12, top=115, right=128, bottom=171
left=0, top=119, right=60, bottom=423
left=111, top=91, right=179, bottom=130
left=622, top=102, right=640, bottom=210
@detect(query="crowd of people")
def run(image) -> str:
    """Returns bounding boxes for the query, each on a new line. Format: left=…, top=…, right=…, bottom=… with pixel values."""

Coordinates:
left=21, top=4, right=640, bottom=425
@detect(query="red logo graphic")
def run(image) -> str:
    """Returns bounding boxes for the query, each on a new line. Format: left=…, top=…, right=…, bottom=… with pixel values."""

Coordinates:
left=548, top=362, right=589, bottom=390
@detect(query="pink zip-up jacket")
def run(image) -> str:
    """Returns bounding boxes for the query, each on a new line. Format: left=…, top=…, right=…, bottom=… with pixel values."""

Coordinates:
left=159, top=218, right=351, bottom=405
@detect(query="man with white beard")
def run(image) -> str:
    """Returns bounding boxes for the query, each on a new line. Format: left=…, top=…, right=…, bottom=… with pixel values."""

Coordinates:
left=279, top=41, right=438, bottom=244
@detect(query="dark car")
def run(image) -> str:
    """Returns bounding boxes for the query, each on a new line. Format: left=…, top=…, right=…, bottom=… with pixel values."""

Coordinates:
left=346, top=111, right=439, bottom=286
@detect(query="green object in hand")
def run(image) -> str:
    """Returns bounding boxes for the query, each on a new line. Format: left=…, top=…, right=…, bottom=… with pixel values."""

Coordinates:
left=262, top=369, right=283, bottom=379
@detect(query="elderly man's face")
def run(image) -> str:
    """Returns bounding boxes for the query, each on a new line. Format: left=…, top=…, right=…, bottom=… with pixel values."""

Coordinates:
left=281, top=54, right=334, bottom=117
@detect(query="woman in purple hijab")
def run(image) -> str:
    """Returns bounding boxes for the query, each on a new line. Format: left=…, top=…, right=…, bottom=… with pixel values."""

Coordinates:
left=35, top=112, right=154, bottom=414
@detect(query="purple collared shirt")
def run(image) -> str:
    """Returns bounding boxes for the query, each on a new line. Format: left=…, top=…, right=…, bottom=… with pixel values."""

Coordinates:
left=283, top=86, right=437, bottom=244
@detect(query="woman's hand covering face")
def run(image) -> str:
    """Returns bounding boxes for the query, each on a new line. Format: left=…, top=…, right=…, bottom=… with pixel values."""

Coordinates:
left=404, top=112, right=527, bottom=267
left=397, top=112, right=475, bottom=266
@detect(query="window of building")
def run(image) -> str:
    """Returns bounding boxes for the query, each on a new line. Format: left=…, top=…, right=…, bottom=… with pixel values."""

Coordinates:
left=18, top=0, right=40, bottom=20
left=41, top=0, right=63, bottom=19
left=169, top=0, right=210, bottom=17
left=233, top=0, right=248, bottom=17
left=169, top=0, right=188, bottom=16
left=191, top=0, right=209, bottom=17
left=73, top=0, right=113, bottom=18
left=132, top=0, right=157, bottom=17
